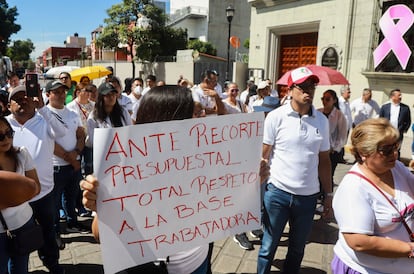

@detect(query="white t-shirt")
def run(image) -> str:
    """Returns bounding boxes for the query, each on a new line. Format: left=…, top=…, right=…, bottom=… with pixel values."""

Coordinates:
left=222, top=99, right=244, bottom=114
left=263, top=103, right=330, bottom=195
left=333, top=161, right=414, bottom=274
left=47, top=105, right=82, bottom=166
left=7, top=107, right=68, bottom=201
left=192, top=85, right=216, bottom=109
left=86, top=107, right=132, bottom=148
left=317, top=107, right=348, bottom=152
left=239, top=89, right=249, bottom=105
left=167, top=245, right=209, bottom=274
left=338, top=96, right=352, bottom=130
left=350, top=98, right=380, bottom=126
left=0, top=147, right=35, bottom=232
left=66, top=99, right=95, bottom=131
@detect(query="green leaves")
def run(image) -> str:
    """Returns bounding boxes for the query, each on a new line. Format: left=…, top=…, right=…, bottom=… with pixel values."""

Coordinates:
left=0, top=0, right=21, bottom=54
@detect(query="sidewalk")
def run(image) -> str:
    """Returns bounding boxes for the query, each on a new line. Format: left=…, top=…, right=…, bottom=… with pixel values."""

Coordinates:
left=29, top=138, right=412, bottom=274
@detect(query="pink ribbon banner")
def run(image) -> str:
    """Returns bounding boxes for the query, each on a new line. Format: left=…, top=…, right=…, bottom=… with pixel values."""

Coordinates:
left=373, top=4, right=414, bottom=70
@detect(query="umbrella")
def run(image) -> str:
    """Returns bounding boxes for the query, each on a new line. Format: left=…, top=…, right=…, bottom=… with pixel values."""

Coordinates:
left=276, top=65, right=349, bottom=86
left=44, top=65, right=79, bottom=79
left=69, top=65, right=112, bottom=82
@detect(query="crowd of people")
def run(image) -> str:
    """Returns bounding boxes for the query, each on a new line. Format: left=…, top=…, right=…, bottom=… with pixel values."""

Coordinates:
left=1, top=65, right=414, bottom=274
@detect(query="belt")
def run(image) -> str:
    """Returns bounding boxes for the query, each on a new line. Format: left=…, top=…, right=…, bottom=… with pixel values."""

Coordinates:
left=53, top=165, right=73, bottom=172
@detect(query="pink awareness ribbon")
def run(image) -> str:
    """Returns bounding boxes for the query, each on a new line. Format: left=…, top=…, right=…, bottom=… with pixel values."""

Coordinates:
left=373, top=4, right=414, bottom=70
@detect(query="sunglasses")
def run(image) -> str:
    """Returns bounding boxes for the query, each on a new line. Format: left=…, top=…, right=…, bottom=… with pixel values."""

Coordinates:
left=230, top=89, right=239, bottom=93
left=321, top=97, right=332, bottom=101
left=294, top=83, right=316, bottom=93
left=377, top=142, right=400, bottom=157
left=0, top=129, right=14, bottom=141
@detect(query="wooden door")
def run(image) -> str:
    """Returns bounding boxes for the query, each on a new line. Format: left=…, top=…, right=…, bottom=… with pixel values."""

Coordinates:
left=277, top=32, right=318, bottom=98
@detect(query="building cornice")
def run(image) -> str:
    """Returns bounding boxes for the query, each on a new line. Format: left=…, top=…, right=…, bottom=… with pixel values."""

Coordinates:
left=248, top=0, right=300, bottom=9
left=362, top=71, right=414, bottom=93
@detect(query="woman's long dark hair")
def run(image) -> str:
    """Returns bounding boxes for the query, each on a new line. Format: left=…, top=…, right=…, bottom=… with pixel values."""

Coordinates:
left=324, top=89, right=340, bottom=109
left=0, top=117, right=19, bottom=171
left=135, top=85, right=194, bottom=124
left=93, top=92, right=125, bottom=127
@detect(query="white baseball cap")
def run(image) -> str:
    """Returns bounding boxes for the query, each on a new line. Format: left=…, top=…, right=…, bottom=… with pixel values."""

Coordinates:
left=287, top=67, right=319, bottom=87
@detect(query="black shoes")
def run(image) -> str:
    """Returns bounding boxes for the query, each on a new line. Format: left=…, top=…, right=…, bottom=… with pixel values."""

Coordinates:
left=233, top=233, right=254, bottom=250
left=66, top=223, right=91, bottom=234
left=55, top=234, right=65, bottom=250
left=250, top=229, right=264, bottom=239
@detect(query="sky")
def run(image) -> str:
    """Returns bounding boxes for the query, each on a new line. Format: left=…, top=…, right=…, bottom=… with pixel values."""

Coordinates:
left=7, top=0, right=122, bottom=58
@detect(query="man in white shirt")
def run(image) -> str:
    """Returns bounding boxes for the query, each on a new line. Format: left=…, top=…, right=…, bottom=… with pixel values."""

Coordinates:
left=46, top=80, right=89, bottom=237
left=338, top=86, right=353, bottom=162
left=141, top=74, right=156, bottom=97
left=258, top=67, right=332, bottom=274
left=192, top=70, right=227, bottom=116
left=240, top=80, right=255, bottom=105
left=350, top=88, right=380, bottom=127
left=7, top=84, right=68, bottom=274
left=379, top=89, right=411, bottom=158
left=127, top=77, right=144, bottom=105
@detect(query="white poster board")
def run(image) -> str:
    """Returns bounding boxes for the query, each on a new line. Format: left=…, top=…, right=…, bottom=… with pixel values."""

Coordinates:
left=94, top=113, right=264, bottom=273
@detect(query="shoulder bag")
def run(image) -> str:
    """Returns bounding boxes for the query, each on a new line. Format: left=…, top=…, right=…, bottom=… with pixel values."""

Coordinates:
left=0, top=211, right=44, bottom=256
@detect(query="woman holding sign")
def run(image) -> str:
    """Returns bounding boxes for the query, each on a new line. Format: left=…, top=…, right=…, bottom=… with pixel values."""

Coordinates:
left=81, top=85, right=209, bottom=274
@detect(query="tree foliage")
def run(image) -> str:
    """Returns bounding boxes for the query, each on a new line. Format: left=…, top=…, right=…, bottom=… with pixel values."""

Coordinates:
left=0, top=0, right=21, bottom=55
left=187, top=39, right=217, bottom=56
left=243, top=38, right=249, bottom=49
left=100, top=0, right=187, bottom=77
left=6, top=39, right=34, bottom=61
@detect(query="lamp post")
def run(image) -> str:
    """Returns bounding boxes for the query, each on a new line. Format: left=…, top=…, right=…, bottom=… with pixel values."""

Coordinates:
left=226, top=5, right=235, bottom=81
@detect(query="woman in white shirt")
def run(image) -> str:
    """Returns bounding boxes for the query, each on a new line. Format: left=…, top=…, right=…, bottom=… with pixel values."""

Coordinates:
left=222, top=82, right=246, bottom=114
left=0, top=117, right=40, bottom=274
left=332, top=118, right=414, bottom=274
left=82, top=86, right=209, bottom=274
left=318, top=89, right=347, bottom=184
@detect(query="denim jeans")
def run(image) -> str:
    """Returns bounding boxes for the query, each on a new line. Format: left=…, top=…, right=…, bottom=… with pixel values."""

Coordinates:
left=29, top=192, right=60, bottom=271
left=81, top=146, right=93, bottom=176
left=0, top=217, right=36, bottom=274
left=257, top=184, right=318, bottom=274
left=53, top=164, right=82, bottom=232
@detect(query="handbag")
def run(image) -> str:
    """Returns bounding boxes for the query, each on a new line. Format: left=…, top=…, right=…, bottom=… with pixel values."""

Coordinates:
left=0, top=211, right=44, bottom=256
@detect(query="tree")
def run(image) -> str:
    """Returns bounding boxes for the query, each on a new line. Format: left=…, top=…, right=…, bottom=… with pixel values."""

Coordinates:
left=0, top=0, right=21, bottom=55
left=187, top=39, right=217, bottom=56
left=100, top=0, right=187, bottom=77
left=6, top=39, right=34, bottom=61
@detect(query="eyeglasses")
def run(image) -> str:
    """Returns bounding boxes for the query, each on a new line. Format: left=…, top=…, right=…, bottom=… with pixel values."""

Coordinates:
left=0, top=129, right=14, bottom=141
left=230, top=89, right=239, bottom=93
left=293, top=83, right=316, bottom=93
left=377, top=142, right=400, bottom=157
left=59, top=76, right=69, bottom=80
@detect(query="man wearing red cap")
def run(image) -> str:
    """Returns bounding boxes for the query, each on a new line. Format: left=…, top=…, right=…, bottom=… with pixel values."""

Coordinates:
left=257, top=67, right=333, bottom=274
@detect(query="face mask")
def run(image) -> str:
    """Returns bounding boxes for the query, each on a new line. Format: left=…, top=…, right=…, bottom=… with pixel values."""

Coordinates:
left=134, top=86, right=143, bottom=95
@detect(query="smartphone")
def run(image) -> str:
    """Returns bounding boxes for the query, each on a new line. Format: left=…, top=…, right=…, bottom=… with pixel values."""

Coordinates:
left=25, top=73, right=38, bottom=97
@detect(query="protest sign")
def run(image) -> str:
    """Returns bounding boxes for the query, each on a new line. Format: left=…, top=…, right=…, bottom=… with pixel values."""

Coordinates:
left=94, top=112, right=264, bottom=273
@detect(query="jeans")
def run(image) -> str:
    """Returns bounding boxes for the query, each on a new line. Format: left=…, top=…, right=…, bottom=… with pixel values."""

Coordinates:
left=257, top=184, right=318, bottom=274
left=53, top=164, right=82, bottom=232
left=82, top=146, right=93, bottom=176
left=0, top=217, right=36, bottom=274
left=30, top=192, right=60, bottom=271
